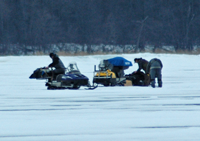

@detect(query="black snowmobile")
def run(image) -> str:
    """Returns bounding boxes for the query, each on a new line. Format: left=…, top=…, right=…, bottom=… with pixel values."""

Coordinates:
left=93, top=57, right=133, bottom=86
left=29, top=62, right=97, bottom=90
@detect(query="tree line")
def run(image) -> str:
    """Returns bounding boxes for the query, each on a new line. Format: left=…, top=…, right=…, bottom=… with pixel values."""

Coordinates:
left=0, top=0, right=200, bottom=55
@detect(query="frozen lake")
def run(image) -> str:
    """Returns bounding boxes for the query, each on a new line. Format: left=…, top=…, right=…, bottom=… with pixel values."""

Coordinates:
left=0, top=53, right=200, bottom=141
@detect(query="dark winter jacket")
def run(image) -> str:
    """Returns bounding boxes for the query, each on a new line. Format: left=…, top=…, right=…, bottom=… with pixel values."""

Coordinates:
left=146, top=58, right=163, bottom=73
left=48, top=54, right=65, bottom=69
left=136, top=59, right=149, bottom=73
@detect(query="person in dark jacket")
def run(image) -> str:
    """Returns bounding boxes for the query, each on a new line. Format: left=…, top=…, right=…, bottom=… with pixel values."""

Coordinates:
left=47, top=53, right=66, bottom=80
left=134, top=58, right=150, bottom=86
left=134, top=58, right=149, bottom=73
left=146, top=58, right=163, bottom=88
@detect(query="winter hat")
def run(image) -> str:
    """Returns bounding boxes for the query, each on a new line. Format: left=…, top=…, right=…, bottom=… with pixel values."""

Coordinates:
left=49, top=53, right=55, bottom=57
left=134, top=58, right=142, bottom=62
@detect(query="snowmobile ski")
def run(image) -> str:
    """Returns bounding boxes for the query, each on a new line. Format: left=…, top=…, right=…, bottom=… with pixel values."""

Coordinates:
left=85, top=84, right=98, bottom=90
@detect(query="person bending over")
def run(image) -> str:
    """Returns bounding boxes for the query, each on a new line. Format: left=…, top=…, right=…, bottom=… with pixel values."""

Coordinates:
left=146, top=58, right=163, bottom=88
left=134, top=58, right=149, bottom=73
left=134, top=58, right=150, bottom=86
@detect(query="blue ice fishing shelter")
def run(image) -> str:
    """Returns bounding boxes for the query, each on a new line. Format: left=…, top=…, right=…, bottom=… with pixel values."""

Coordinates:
left=107, top=57, right=133, bottom=68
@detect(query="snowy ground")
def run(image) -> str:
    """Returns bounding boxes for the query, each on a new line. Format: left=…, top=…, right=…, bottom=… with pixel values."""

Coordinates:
left=0, top=53, right=200, bottom=141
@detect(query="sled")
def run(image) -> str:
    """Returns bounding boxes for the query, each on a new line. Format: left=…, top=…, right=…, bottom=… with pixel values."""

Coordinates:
left=29, top=67, right=52, bottom=80
left=125, top=71, right=150, bottom=86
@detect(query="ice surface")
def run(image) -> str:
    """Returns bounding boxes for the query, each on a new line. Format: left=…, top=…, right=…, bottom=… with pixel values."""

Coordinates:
left=0, top=53, right=200, bottom=141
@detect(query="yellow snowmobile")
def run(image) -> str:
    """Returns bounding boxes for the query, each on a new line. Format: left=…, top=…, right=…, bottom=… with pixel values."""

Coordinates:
left=93, top=57, right=132, bottom=86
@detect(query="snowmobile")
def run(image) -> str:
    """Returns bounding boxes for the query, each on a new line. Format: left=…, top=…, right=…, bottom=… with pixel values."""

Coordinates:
left=93, top=57, right=133, bottom=86
left=29, top=62, right=97, bottom=90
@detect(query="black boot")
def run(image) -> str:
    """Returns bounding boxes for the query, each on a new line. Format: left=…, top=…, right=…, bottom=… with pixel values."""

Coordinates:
left=158, top=79, right=162, bottom=87
left=150, top=79, right=155, bottom=88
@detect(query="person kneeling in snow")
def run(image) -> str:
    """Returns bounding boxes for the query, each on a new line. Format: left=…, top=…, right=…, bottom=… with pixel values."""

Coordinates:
left=146, top=58, right=163, bottom=88
left=46, top=53, right=66, bottom=81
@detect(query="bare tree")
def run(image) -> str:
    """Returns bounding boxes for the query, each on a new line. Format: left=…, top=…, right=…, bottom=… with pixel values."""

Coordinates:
left=135, top=16, right=148, bottom=52
left=184, top=3, right=195, bottom=51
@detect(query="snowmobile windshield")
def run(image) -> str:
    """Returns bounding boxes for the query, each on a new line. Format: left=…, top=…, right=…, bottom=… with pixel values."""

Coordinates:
left=65, top=62, right=81, bottom=74
left=98, top=60, right=113, bottom=71
left=98, top=60, right=106, bottom=71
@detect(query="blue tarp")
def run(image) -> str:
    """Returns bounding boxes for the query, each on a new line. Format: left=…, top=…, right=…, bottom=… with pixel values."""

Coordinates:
left=107, top=57, right=133, bottom=67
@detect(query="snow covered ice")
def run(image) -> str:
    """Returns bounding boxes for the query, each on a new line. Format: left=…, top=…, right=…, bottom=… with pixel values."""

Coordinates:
left=0, top=53, right=200, bottom=141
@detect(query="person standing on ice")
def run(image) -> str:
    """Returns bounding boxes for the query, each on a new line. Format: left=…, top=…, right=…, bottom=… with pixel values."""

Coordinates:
left=146, top=58, right=163, bottom=88
left=46, top=53, right=66, bottom=80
